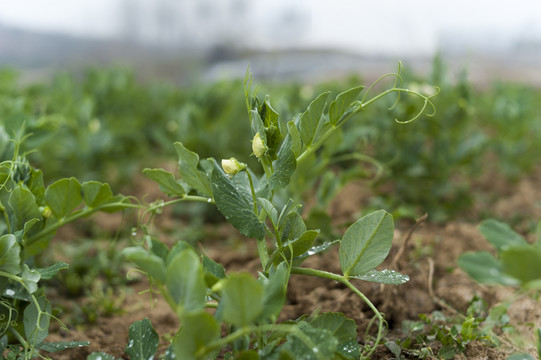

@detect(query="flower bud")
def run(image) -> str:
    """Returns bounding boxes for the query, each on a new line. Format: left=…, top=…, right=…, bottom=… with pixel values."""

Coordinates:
left=221, top=158, right=246, bottom=176
left=252, top=132, right=267, bottom=158
left=40, top=206, right=52, bottom=219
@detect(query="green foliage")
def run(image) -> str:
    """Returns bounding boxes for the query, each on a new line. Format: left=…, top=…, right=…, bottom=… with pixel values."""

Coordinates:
left=126, top=67, right=433, bottom=359
left=459, top=219, right=541, bottom=288
left=392, top=298, right=501, bottom=359
left=0, top=132, right=135, bottom=358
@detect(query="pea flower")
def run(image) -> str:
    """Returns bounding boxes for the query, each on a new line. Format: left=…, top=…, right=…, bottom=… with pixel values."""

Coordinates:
left=252, top=132, right=267, bottom=158
left=221, top=158, right=246, bottom=176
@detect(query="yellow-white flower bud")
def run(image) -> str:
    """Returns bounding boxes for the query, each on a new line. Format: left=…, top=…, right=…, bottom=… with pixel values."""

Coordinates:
left=221, top=158, right=246, bottom=176
left=252, top=132, right=267, bottom=158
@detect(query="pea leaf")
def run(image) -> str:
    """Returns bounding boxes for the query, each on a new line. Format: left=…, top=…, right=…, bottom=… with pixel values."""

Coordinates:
left=221, top=273, right=264, bottom=327
left=174, top=142, right=212, bottom=197
left=37, top=341, right=89, bottom=353
left=329, top=86, right=364, bottom=125
left=122, top=247, right=166, bottom=284
left=166, top=249, right=207, bottom=314
left=125, top=319, right=159, bottom=360
left=35, top=262, right=69, bottom=280
left=458, top=251, right=519, bottom=286
left=309, top=312, right=357, bottom=344
left=0, top=234, right=20, bottom=274
left=142, top=168, right=186, bottom=197
left=45, top=177, right=82, bottom=219
left=211, top=161, right=265, bottom=239
left=269, top=230, right=319, bottom=267
left=299, top=91, right=330, bottom=147
left=202, top=255, right=226, bottom=288
left=349, top=269, right=410, bottom=285
left=280, top=322, right=338, bottom=359
left=268, top=147, right=296, bottom=190
left=260, top=263, right=288, bottom=319
left=501, top=246, right=541, bottom=285
left=479, top=219, right=527, bottom=252
left=287, top=118, right=302, bottom=157
left=7, top=186, right=42, bottom=233
left=339, top=210, right=393, bottom=277
left=173, top=311, right=220, bottom=360
left=24, top=295, right=51, bottom=346
left=87, top=353, right=120, bottom=360
left=81, top=181, right=114, bottom=208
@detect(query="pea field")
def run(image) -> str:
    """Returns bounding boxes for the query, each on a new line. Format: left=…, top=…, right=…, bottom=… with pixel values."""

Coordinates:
left=1, top=57, right=541, bottom=360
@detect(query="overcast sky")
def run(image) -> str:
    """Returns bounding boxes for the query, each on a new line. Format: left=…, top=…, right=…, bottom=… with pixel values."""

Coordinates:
left=1, top=0, right=540, bottom=56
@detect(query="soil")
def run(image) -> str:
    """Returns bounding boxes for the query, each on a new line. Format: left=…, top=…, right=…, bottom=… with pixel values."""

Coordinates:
left=42, top=166, right=541, bottom=360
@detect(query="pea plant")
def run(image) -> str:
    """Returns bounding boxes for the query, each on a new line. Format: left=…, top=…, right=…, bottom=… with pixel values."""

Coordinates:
left=0, top=127, right=136, bottom=359
left=459, top=219, right=541, bottom=359
left=123, top=66, right=437, bottom=359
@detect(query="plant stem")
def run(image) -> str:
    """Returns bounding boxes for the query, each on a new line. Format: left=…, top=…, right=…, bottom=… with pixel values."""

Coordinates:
left=245, top=171, right=258, bottom=214
left=25, top=201, right=141, bottom=247
left=290, top=267, right=385, bottom=358
left=198, top=323, right=325, bottom=360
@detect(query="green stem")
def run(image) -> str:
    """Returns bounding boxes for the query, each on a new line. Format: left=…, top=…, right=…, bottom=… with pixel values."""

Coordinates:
left=145, top=195, right=214, bottom=214
left=245, top=171, right=258, bottom=214
left=197, top=323, right=325, bottom=360
left=290, top=267, right=385, bottom=358
left=25, top=201, right=142, bottom=247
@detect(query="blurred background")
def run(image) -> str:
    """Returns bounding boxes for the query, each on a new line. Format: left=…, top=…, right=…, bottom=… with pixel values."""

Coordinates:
left=1, top=0, right=541, bottom=85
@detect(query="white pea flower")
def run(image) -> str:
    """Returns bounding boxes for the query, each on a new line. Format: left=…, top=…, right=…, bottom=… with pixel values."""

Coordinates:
left=252, top=132, right=267, bottom=158
left=221, top=158, right=246, bottom=176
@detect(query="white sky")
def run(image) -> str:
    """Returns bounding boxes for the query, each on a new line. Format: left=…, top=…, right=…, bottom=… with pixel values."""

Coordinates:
left=0, top=0, right=540, bottom=55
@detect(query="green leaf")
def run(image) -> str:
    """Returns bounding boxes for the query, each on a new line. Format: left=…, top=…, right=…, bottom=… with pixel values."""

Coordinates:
left=142, top=168, right=186, bottom=197
left=269, top=230, right=319, bottom=267
left=166, top=249, right=207, bottom=314
left=21, top=264, right=41, bottom=294
left=87, top=352, right=120, bottom=360
left=7, top=186, right=42, bottom=233
left=122, top=247, right=167, bottom=283
left=458, top=251, right=519, bottom=286
left=336, top=340, right=361, bottom=359
left=202, top=255, right=226, bottom=288
left=37, top=341, right=89, bottom=352
left=258, top=198, right=278, bottom=226
left=287, top=119, right=302, bottom=157
left=174, top=142, right=212, bottom=196
left=260, top=263, right=288, bottom=319
left=329, top=86, right=364, bottom=125
left=349, top=269, right=410, bottom=285
left=501, top=246, right=541, bottom=285
left=299, top=91, right=330, bottom=147
left=35, top=262, right=69, bottom=280
left=507, top=354, right=535, bottom=360
left=280, top=323, right=338, bottom=359
left=269, top=148, right=296, bottom=190
left=279, top=211, right=306, bottom=243
left=45, top=177, right=82, bottom=219
left=309, top=312, right=357, bottom=344
left=221, top=273, right=264, bottom=327
left=81, top=181, right=114, bottom=208
left=24, top=296, right=51, bottom=346
left=339, top=210, right=394, bottom=277
left=211, top=162, right=265, bottom=239
left=479, top=219, right=527, bottom=252
left=0, top=234, right=20, bottom=274
left=125, top=318, right=159, bottom=360
left=173, top=311, right=220, bottom=360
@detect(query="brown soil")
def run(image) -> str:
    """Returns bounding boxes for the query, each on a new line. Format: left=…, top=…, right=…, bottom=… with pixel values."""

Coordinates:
left=42, top=167, right=541, bottom=359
